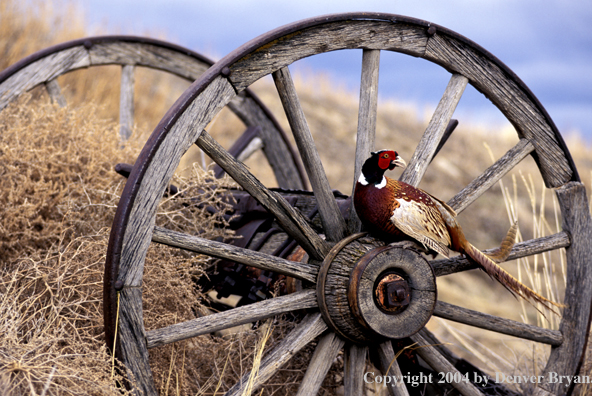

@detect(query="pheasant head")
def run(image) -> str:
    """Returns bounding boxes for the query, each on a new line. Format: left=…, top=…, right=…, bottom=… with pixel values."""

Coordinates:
left=358, top=150, right=406, bottom=186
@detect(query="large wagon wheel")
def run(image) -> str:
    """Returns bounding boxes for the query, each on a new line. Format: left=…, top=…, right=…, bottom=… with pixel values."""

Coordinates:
left=0, top=35, right=306, bottom=189
left=104, top=13, right=592, bottom=396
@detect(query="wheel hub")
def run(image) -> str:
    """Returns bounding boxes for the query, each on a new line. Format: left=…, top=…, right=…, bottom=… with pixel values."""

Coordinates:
left=317, top=234, right=437, bottom=343
left=374, top=272, right=410, bottom=314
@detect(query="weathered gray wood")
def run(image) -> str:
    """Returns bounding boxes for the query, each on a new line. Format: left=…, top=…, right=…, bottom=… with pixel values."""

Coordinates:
left=433, top=301, right=563, bottom=346
left=146, top=289, right=317, bottom=348
left=410, top=331, right=484, bottom=396
left=352, top=247, right=436, bottom=339
left=119, top=65, right=135, bottom=141
left=535, top=182, right=592, bottom=394
left=0, top=46, right=90, bottom=109
left=88, top=41, right=210, bottom=80
left=117, top=287, right=157, bottom=396
left=0, top=41, right=210, bottom=110
left=399, top=74, right=467, bottom=187
left=417, top=327, right=461, bottom=366
left=236, top=136, right=263, bottom=162
left=118, top=76, right=236, bottom=287
left=44, top=78, right=67, bottom=107
left=225, top=188, right=350, bottom=233
left=532, top=387, right=555, bottom=396
left=423, top=33, right=573, bottom=188
left=225, top=313, right=328, bottom=396
left=228, top=93, right=305, bottom=190
left=152, top=226, right=318, bottom=282
left=344, top=344, right=368, bottom=396
left=448, top=139, right=535, bottom=214
left=221, top=15, right=576, bottom=188
left=322, top=236, right=385, bottom=342
left=349, top=49, right=380, bottom=234
left=431, top=231, right=570, bottom=276
left=416, top=329, right=523, bottom=395
left=272, top=67, right=347, bottom=242
left=295, top=332, right=345, bottom=396
left=228, top=20, right=429, bottom=92
left=0, top=38, right=305, bottom=191
left=431, top=119, right=459, bottom=162
left=376, top=341, right=410, bottom=396
left=420, top=327, right=525, bottom=396
left=196, top=130, right=330, bottom=260
left=213, top=126, right=261, bottom=178
left=110, top=68, right=305, bottom=395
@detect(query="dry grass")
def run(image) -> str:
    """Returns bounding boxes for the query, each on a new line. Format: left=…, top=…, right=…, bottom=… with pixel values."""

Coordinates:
left=0, top=96, right=327, bottom=395
left=1, top=0, right=592, bottom=395
left=0, top=95, right=132, bottom=262
left=0, top=0, right=87, bottom=72
left=0, top=94, right=134, bottom=394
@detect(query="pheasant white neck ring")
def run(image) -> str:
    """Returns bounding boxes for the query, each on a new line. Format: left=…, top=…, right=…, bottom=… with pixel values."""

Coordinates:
left=357, top=173, right=387, bottom=189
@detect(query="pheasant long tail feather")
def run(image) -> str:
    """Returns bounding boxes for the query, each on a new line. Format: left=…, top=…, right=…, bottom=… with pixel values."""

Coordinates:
left=485, top=221, right=518, bottom=263
left=465, top=243, right=564, bottom=314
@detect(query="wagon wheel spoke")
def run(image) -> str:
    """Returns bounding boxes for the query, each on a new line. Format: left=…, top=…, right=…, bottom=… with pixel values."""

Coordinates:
left=196, top=130, right=330, bottom=260
left=44, top=78, right=67, bottom=107
left=376, top=341, right=410, bottom=396
left=430, top=119, right=459, bottom=163
left=431, top=230, right=571, bottom=276
left=344, top=344, right=368, bottom=396
left=227, top=92, right=307, bottom=190
left=225, top=313, right=328, bottom=396
left=349, top=49, right=381, bottom=234
left=152, top=226, right=318, bottom=282
left=272, top=66, right=347, bottom=242
left=409, top=331, right=484, bottom=396
left=295, top=332, right=345, bottom=396
left=399, top=73, right=468, bottom=187
left=213, top=126, right=264, bottom=178
left=447, top=138, right=536, bottom=213
left=119, top=64, right=135, bottom=141
left=145, top=289, right=317, bottom=348
left=433, top=301, right=563, bottom=345
left=418, top=327, right=462, bottom=365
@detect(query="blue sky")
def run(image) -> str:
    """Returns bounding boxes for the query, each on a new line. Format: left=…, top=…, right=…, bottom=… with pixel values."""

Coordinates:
left=80, top=0, right=591, bottom=139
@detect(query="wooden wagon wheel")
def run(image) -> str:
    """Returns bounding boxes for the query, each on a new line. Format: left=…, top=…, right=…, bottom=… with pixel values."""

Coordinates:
left=0, top=35, right=306, bottom=189
left=104, top=13, right=592, bottom=396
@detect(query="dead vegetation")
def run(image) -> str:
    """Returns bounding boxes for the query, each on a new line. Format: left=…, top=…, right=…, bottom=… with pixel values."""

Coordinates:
left=1, top=0, right=591, bottom=395
left=0, top=96, right=333, bottom=395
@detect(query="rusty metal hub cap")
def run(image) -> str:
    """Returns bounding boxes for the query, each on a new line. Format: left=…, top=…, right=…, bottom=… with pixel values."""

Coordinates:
left=374, top=272, right=411, bottom=314
left=316, top=234, right=437, bottom=343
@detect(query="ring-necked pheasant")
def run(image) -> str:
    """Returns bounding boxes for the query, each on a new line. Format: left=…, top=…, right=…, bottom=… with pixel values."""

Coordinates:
left=353, top=149, right=562, bottom=312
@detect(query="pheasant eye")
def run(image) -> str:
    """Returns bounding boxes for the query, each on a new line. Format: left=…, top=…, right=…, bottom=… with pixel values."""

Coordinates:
left=383, top=154, right=389, bottom=159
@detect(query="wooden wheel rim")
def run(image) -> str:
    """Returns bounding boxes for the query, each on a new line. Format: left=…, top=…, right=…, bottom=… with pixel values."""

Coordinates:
left=104, top=12, right=592, bottom=395
left=0, top=35, right=306, bottom=188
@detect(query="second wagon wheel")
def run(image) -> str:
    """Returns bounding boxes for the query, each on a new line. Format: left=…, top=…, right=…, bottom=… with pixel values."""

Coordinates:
left=0, top=35, right=306, bottom=189
left=104, top=13, right=592, bottom=396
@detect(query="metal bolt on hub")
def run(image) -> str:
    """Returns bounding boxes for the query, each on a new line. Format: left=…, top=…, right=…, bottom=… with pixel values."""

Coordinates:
left=374, top=273, right=411, bottom=314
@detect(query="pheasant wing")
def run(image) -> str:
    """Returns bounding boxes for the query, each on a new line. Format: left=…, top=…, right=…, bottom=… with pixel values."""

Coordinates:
left=389, top=195, right=452, bottom=258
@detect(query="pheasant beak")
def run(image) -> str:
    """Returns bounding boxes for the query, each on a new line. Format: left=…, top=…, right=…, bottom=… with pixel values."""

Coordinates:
left=391, top=155, right=406, bottom=170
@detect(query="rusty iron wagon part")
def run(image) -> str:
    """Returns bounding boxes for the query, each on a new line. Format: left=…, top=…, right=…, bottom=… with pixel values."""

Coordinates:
left=104, top=12, right=592, bottom=396
left=0, top=35, right=306, bottom=190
